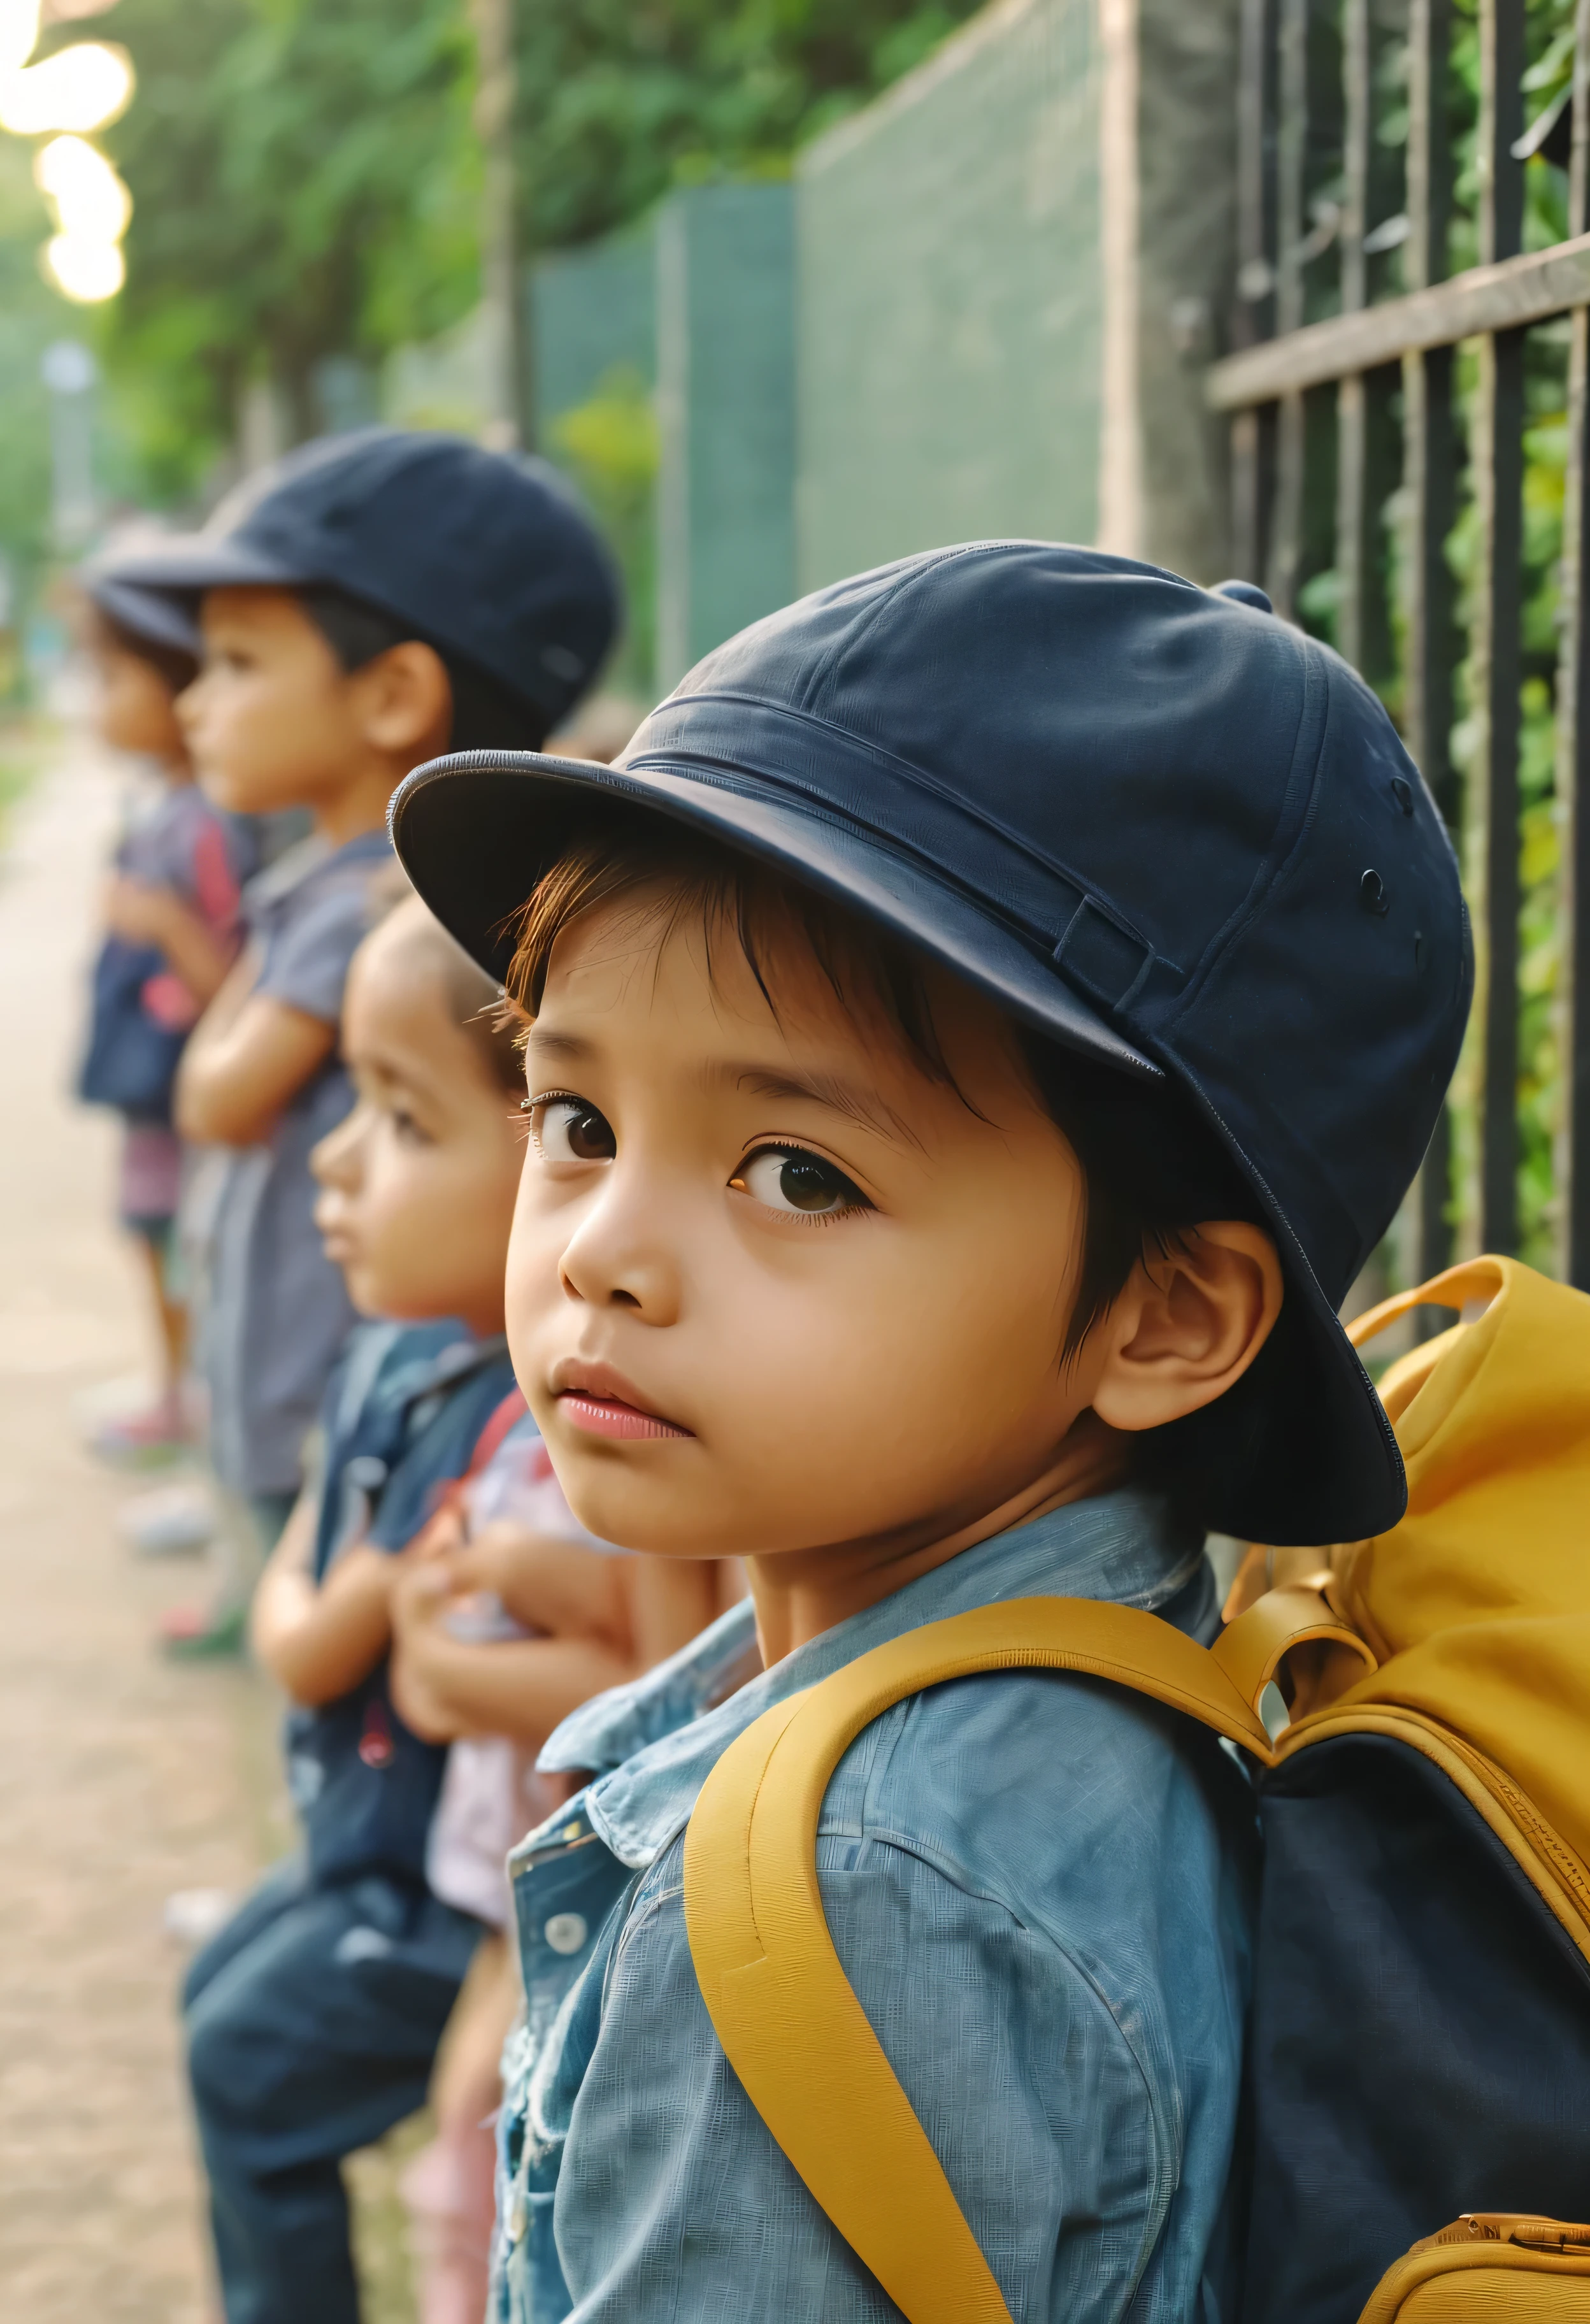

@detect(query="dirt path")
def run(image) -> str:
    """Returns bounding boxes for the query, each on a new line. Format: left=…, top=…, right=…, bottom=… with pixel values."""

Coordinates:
left=0, top=732, right=268, bottom=2321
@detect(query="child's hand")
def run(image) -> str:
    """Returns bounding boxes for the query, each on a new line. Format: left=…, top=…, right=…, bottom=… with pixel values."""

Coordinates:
left=389, top=1547, right=461, bottom=1639
left=104, top=873, right=178, bottom=946
left=449, top=1521, right=632, bottom=1647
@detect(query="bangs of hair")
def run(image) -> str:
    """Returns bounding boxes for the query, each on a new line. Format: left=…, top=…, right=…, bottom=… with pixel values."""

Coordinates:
left=502, top=812, right=959, bottom=1090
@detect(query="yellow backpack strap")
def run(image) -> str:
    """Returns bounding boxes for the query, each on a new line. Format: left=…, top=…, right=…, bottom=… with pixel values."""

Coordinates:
left=684, top=1589, right=1371, bottom=2324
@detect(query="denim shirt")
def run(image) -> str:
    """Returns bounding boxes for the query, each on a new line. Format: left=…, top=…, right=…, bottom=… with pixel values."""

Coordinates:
left=496, top=1489, right=1258, bottom=2324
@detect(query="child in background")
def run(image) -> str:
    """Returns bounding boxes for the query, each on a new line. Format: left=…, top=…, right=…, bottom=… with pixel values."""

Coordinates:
left=184, top=891, right=717, bottom=2324
left=182, top=893, right=526, bottom=2324
left=117, top=428, right=617, bottom=1654
left=75, top=566, right=245, bottom=1463
left=387, top=1419, right=744, bottom=2324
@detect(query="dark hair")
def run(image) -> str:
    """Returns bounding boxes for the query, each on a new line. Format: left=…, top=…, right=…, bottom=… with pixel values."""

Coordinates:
left=88, top=602, right=199, bottom=695
left=296, top=582, right=550, bottom=754
left=501, top=812, right=1268, bottom=1362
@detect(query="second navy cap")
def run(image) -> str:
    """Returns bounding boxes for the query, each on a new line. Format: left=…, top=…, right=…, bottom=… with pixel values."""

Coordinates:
left=110, top=427, right=620, bottom=738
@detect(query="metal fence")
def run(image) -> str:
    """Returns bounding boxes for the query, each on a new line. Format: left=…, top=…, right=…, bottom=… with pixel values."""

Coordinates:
left=1207, top=0, right=1590, bottom=1295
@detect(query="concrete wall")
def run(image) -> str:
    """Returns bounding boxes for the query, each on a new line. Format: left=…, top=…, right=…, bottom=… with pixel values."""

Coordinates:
left=796, top=0, right=1103, bottom=591
left=796, top=0, right=1239, bottom=591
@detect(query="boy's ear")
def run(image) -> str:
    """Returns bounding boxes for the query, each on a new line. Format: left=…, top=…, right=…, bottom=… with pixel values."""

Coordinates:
left=352, top=640, right=454, bottom=759
left=1087, top=1223, right=1284, bottom=1435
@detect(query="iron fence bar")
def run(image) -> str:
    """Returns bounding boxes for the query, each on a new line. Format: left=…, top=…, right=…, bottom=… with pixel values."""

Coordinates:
left=1557, top=0, right=1590, bottom=1287
left=1231, top=0, right=1273, bottom=580
left=1206, top=230, right=1590, bottom=407
left=1403, top=0, right=1458, bottom=1296
left=1472, top=0, right=1525, bottom=1257
left=1336, top=0, right=1371, bottom=669
left=1267, top=0, right=1308, bottom=618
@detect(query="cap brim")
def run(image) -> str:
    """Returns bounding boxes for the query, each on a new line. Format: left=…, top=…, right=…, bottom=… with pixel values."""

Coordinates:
left=391, top=747, right=1405, bottom=1550
left=391, top=747, right=1162, bottom=1084
left=82, top=575, right=202, bottom=660
left=102, top=536, right=306, bottom=596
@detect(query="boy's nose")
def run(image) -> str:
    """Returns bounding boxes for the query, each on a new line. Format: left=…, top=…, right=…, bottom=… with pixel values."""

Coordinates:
left=310, top=1109, right=364, bottom=1189
left=555, top=1170, right=683, bottom=1326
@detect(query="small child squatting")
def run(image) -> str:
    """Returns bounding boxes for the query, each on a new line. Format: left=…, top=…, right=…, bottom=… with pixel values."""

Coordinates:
left=392, top=541, right=1468, bottom=2324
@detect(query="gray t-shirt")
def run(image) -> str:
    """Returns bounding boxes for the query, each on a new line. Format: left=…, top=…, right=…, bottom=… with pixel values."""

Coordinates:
left=199, top=827, right=392, bottom=1498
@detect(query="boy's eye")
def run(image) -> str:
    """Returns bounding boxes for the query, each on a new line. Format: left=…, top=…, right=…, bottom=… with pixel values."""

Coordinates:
left=531, top=1095, right=616, bottom=1163
left=731, top=1147, right=870, bottom=1219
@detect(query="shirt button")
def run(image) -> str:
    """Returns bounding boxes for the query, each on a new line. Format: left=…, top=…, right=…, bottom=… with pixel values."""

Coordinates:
left=544, top=1912, right=587, bottom=1955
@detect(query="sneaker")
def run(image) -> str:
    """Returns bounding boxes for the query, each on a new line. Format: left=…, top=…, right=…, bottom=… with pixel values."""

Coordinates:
left=89, top=1398, right=190, bottom=1470
left=118, top=1481, right=215, bottom=1558
left=159, top=1602, right=249, bottom=1660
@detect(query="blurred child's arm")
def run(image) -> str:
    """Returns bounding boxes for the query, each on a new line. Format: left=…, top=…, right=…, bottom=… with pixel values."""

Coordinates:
left=176, top=943, right=336, bottom=1147
left=388, top=1530, right=638, bottom=1749
left=391, top=1614, right=635, bottom=1749
left=103, top=876, right=234, bottom=1007
left=250, top=1488, right=401, bottom=1707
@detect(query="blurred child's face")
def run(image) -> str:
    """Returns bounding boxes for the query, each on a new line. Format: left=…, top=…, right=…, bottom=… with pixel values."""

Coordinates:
left=179, top=587, right=382, bottom=815
left=312, top=913, right=522, bottom=1336
left=505, top=892, right=1101, bottom=1565
left=93, top=635, right=187, bottom=767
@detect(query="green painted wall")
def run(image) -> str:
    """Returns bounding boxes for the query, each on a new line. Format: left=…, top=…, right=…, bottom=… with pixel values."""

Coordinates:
left=530, top=233, right=655, bottom=424
left=796, top=0, right=1103, bottom=591
left=655, top=183, right=796, bottom=688
left=529, top=232, right=659, bottom=696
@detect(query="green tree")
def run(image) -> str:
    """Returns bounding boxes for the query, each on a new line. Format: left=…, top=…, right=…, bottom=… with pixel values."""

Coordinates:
left=512, top=1, right=984, bottom=253
left=101, top=0, right=480, bottom=499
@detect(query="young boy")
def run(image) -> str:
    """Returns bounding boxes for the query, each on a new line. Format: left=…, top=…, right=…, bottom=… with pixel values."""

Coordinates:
left=75, top=566, right=242, bottom=1463
left=390, top=543, right=1472, bottom=2321
left=117, top=429, right=617, bottom=1652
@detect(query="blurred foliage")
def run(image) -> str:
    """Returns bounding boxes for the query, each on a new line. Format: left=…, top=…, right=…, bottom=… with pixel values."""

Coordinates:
left=99, top=0, right=481, bottom=500
left=1442, top=0, right=1574, bottom=1272
left=0, top=138, right=58, bottom=591
left=80, top=0, right=978, bottom=505
left=548, top=362, right=659, bottom=696
left=511, top=1, right=984, bottom=252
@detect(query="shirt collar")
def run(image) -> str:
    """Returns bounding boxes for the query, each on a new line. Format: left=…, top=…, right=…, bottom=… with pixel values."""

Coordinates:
left=245, top=822, right=390, bottom=908
left=531, top=1485, right=1205, bottom=1874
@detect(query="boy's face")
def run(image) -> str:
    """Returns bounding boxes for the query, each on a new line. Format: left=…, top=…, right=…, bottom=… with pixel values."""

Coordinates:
left=180, top=587, right=378, bottom=815
left=312, top=916, right=522, bottom=1337
left=506, top=891, right=1103, bottom=1566
left=92, top=635, right=185, bottom=766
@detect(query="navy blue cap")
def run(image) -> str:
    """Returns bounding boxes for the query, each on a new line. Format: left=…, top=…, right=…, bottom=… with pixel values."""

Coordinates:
left=78, top=557, right=203, bottom=663
left=390, top=543, right=1473, bottom=1546
left=108, top=427, right=620, bottom=738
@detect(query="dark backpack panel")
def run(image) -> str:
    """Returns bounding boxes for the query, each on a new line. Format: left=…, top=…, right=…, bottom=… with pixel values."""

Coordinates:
left=77, top=936, right=187, bottom=1122
left=1242, top=1732, right=1590, bottom=2324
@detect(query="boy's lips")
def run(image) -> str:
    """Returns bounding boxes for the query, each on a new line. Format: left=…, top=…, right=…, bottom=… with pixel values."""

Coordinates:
left=550, top=1360, right=693, bottom=1442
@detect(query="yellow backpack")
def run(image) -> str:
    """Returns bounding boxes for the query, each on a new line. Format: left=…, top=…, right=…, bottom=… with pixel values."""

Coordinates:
left=683, top=1258, right=1590, bottom=2322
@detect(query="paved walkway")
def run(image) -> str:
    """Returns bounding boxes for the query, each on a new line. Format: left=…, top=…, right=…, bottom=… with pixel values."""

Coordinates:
left=0, top=733, right=267, bottom=2321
